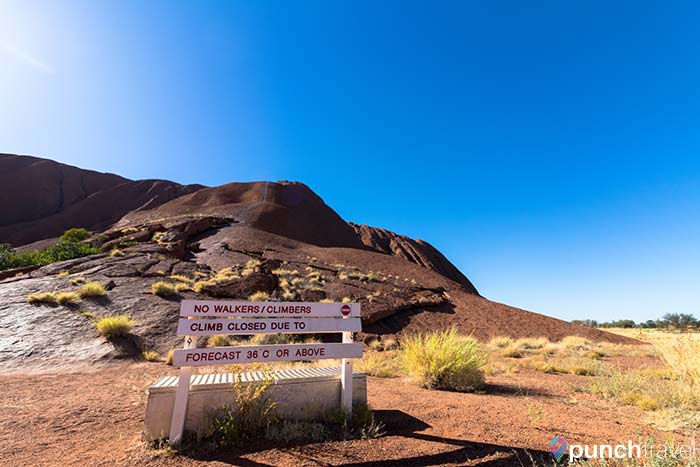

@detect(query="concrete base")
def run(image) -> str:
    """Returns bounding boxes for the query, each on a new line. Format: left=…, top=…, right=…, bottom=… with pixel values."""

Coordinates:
left=144, top=367, right=367, bottom=441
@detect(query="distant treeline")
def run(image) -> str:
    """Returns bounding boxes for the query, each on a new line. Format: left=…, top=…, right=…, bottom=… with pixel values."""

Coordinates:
left=572, top=313, right=699, bottom=331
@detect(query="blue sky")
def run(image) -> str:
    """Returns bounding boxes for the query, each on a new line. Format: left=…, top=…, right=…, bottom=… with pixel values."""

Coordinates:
left=1, top=1, right=699, bottom=322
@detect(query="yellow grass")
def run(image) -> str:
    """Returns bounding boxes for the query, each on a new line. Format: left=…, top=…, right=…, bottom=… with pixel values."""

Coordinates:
left=402, top=327, right=487, bottom=392
left=56, top=292, right=80, bottom=305
left=248, top=291, right=270, bottom=301
left=355, top=351, right=401, bottom=377
left=142, top=351, right=159, bottom=362
left=68, top=277, right=86, bottom=285
left=208, top=335, right=231, bottom=347
left=151, top=281, right=177, bottom=297
left=79, top=282, right=106, bottom=298
left=27, top=292, right=57, bottom=305
left=96, top=315, right=135, bottom=338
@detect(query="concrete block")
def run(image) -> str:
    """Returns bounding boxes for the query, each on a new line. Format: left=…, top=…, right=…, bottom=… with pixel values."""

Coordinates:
left=144, top=367, right=367, bottom=441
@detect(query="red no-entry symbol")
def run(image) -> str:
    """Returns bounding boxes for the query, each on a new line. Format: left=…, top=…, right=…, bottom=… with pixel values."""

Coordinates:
left=341, top=304, right=351, bottom=316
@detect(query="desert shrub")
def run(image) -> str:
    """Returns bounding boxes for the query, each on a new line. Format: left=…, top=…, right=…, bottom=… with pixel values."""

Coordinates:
left=165, top=349, right=174, bottom=365
left=208, top=335, right=231, bottom=347
left=96, top=315, right=135, bottom=338
left=56, top=292, right=80, bottom=305
left=151, top=281, right=177, bottom=297
left=79, top=281, right=106, bottom=298
left=142, top=351, right=159, bottom=362
left=60, top=228, right=91, bottom=243
left=0, top=237, right=100, bottom=271
left=207, top=364, right=276, bottom=447
left=248, top=291, right=270, bottom=301
left=27, top=292, right=57, bottom=305
left=402, top=327, right=487, bottom=392
left=341, top=297, right=352, bottom=303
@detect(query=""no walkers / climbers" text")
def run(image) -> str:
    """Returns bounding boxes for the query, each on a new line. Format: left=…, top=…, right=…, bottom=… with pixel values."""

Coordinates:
left=194, top=304, right=312, bottom=315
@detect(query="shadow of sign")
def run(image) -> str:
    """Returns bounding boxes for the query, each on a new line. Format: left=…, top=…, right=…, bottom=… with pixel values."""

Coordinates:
left=180, top=409, right=554, bottom=467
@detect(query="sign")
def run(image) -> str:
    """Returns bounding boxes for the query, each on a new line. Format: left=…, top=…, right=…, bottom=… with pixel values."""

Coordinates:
left=168, top=299, right=361, bottom=446
left=176, top=317, right=361, bottom=336
left=173, top=342, right=362, bottom=367
left=179, top=299, right=360, bottom=318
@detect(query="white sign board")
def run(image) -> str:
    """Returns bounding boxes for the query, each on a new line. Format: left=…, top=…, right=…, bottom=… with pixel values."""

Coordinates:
left=179, top=299, right=360, bottom=317
left=173, top=342, right=362, bottom=367
left=168, top=300, right=361, bottom=446
left=176, top=317, right=361, bottom=336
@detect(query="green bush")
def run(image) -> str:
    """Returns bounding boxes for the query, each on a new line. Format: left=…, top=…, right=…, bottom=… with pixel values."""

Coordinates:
left=402, top=327, right=487, bottom=392
left=0, top=229, right=100, bottom=272
left=60, top=228, right=91, bottom=243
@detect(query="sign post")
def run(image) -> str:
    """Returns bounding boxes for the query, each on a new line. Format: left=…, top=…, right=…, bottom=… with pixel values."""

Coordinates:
left=167, top=300, right=361, bottom=446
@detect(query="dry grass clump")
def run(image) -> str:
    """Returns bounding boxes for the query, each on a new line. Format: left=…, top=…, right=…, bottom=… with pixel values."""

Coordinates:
left=514, top=337, right=549, bottom=350
left=489, top=336, right=514, bottom=349
left=402, top=327, right=487, bottom=392
left=338, top=270, right=377, bottom=283
left=142, top=351, right=159, bottom=362
left=56, top=271, right=69, bottom=278
left=242, top=259, right=261, bottom=276
left=175, top=282, right=191, bottom=292
left=356, top=351, right=401, bottom=377
left=655, top=334, right=700, bottom=386
left=248, top=291, right=270, bottom=301
left=151, top=281, right=177, bottom=297
left=27, top=292, right=57, bottom=305
left=79, top=282, right=106, bottom=298
left=582, top=333, right=700, bottom=431
left=96, top=315, right=135, bottom=338
left=208, top=335, right=231, bottom=347
left=165, top=349, right=174, bottom=365
left=248, top=334, right=320, bottom=346
left=168, top=274, right=193, bottom=283
left=109, top=248, right=125, bottom=257
left=69, top=276, right=86, bottom=285
left=56, top=292, right=80, bottom=305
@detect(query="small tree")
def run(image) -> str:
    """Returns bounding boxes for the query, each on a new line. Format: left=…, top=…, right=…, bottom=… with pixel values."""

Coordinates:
left=659, top=313, right=698, bottom=331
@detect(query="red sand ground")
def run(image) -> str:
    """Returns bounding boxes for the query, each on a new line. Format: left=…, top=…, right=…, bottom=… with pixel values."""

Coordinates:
left=0, top=356, right=681, bottom=467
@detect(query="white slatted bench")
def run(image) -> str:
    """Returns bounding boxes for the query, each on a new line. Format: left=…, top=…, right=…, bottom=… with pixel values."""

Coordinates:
left=144, top=367, right=367, bottom=441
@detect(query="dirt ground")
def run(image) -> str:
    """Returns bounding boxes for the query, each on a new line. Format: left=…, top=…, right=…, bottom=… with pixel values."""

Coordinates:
left=1, top=353, right=689, bottom=467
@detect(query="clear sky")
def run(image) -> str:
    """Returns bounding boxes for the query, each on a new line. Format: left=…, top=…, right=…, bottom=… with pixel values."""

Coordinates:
left=1, top=1, right=699, bottom=323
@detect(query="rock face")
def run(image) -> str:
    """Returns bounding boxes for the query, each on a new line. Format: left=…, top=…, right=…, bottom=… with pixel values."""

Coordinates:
left=119, top=181, right=367, bottom=249
left=0, top=153, right=202, bottom=246
left=350, top=223, right=478, bottom=293
left=0, top=154, right=640, bottom=371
